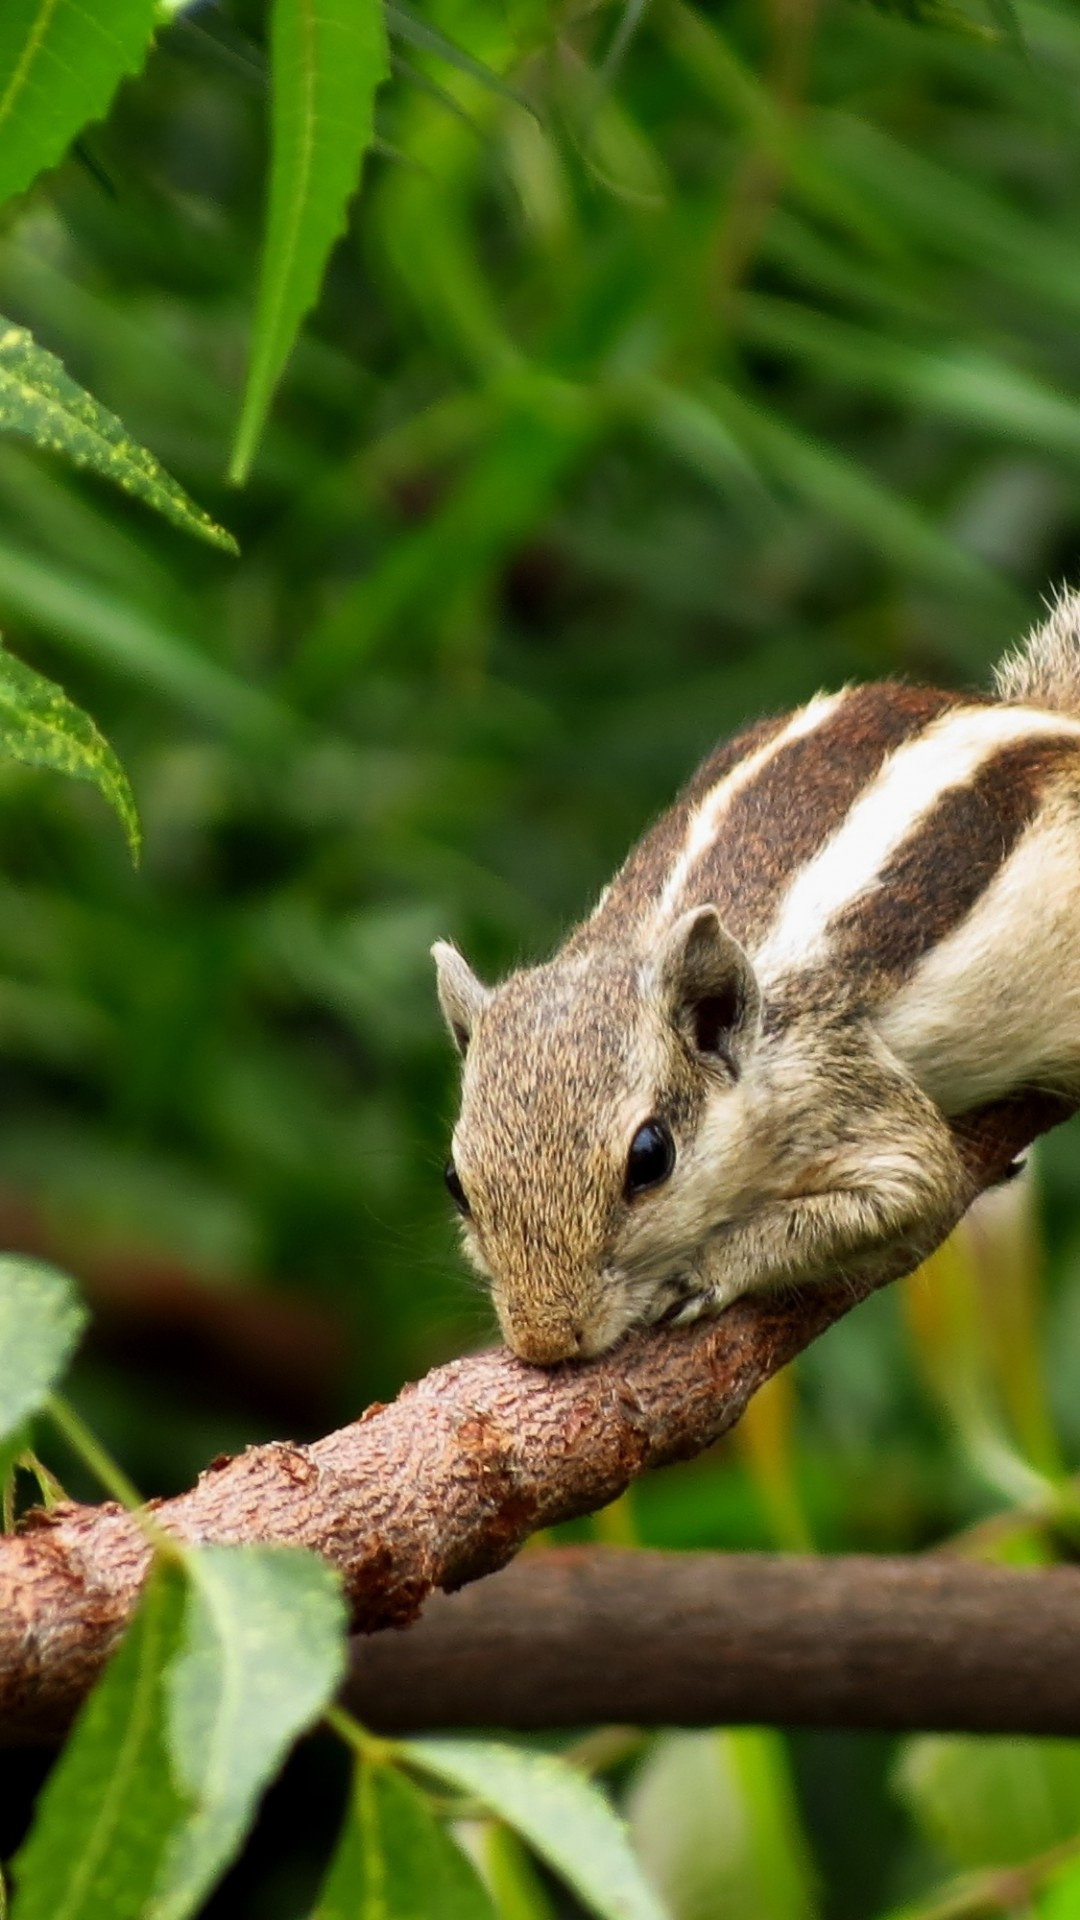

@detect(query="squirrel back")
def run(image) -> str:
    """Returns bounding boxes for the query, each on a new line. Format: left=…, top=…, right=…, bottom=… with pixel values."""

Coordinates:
left=573, top=593, right=1080, bottom=1040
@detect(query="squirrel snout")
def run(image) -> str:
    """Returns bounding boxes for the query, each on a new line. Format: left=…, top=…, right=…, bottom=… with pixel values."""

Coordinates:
left=504, top=1318, right=588, bottom=1365
left=499, top=1286, right=632, bottom=1365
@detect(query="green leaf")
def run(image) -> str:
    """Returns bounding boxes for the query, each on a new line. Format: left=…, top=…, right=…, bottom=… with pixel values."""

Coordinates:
left=0, top=1255, right=87, bottom=1443
left=0, top=320, right=236, bottom=551
left=0, top=639, right=140, bottom=860
left=480, top=1824, right=560, bottom=1920
left=12, top=1564, right=191, bottom=1920
left=312, top=1758, right=497, bottom=1920
left=229, top=0, right=390, bottom=483
left=403, top=1740, right=668, bottom=1920
left=0, top=1, right=158, bottom=209
left=150, top=1544, right=347, bottom=1919
left=627, top=1731, right=817, bottom=1920
left=895, top=1736, right=1080, bottom=1872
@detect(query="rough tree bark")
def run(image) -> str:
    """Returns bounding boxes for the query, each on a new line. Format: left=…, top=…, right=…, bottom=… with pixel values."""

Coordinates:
left=0, top=1093, right=1067, bottom=1744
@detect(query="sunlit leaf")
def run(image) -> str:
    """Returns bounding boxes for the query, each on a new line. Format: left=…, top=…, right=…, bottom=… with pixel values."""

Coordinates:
left=312, top=1758, right=496, bottom=1920
left=12, top=1564, right=190, bottom=1920
left=404, top=1739, right=667, bottom=1920
left=0, top=640, right=140, bottom=859
left=150, top=1544, right=347, bottom=1919
left=230, top=0, right=390, bottom=483
left=0, top=1255, right=87, bottom=1443
left=0, top=320, right=236, bottom=552
left=0, top=1, right=158, bottom=209
left=628, top=1730, right=816, bottom=1920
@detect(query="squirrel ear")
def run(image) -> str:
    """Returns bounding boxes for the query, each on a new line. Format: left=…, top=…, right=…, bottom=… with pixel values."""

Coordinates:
left=432, top=941, right=492, bottom=1055
left=651, top=905, right=761, bottom=1071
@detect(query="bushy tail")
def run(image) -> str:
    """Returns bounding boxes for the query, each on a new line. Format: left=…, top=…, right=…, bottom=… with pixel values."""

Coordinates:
left=994, top=586, right=1080, bottom=716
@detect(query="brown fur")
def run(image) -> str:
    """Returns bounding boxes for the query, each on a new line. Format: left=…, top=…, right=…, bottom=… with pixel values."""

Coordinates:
left=670, top=683, right=960, bottom=951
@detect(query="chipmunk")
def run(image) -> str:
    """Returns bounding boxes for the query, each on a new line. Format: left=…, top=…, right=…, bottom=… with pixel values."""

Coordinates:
left=434, top=593, right=1080, bottom=1364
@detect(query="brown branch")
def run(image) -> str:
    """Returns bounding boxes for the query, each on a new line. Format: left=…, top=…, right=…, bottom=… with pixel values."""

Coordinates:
left=0, top=1092, right=1065, bottom=1745
left=345, top=1546, right=1080, bottom=1736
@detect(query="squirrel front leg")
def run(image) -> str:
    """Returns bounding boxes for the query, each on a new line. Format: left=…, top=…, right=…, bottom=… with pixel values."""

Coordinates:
left=677, top=1027, right=971, bottom=1318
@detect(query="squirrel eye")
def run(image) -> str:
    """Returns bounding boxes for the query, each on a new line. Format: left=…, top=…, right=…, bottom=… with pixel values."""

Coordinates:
left=625, top=1119, right=675, bottom=1197
left=444, top=1158, right=471, bottom=1216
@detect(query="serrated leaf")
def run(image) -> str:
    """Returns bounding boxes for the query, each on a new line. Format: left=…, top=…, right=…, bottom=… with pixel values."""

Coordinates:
left=12, top=1564, right=190, bottom=1920
left=404, top=1740, right=668, bottom=1920
left=0, top=640, right=140, bottom=859
left=312, top=1759, right=497, bottom=1920
left=0, top=320, right=236, bottom=551
left=0, top=1255, right=87, bottom=1443
left=0, top=1, right=159, bottom=210
left=149, top=1544, right=347, bottom=1920
left=895, top=1735, right=1080, bottom=1872
left=230, top=0, right=390, bottom=483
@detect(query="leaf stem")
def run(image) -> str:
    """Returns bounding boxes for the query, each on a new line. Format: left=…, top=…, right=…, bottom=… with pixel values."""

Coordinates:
left=44, top=1394, right=180, bottom=1561
left=325, top=1701, right=399, bottom=1766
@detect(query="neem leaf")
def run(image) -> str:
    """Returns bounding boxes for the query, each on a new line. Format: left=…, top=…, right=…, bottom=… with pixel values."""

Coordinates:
left=0, top=1, right=159, bottom=210
left=12, top=1564, right=191, bottom=1920
left=0, top=1256, right=87, bottom=1445
left=229, top=0, right=390, bottom=483
left=312, top=1758, right=497, bottom=1920
left=0, top=640, right=140, bottom=860
left=149, top=1544, right=347, bottom=1920
left=0, top=319, right=237, bottom=553
left=404, top=1740, right=668, bottom=1920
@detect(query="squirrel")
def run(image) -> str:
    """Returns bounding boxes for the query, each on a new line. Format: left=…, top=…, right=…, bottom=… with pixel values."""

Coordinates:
left=434, top=591, right=1080, bottom=1364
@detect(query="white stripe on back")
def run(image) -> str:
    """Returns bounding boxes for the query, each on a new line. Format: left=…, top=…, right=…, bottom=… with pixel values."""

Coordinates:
left=754, top=704, right=1080, bottom=982
left=652, top=690, right=846, bottom=930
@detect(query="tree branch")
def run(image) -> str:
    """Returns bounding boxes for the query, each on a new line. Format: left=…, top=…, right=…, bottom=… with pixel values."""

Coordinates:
left=0, top=1092, right=1065, bottom=1745
left=346, top=1546, right=1080, bottom=1736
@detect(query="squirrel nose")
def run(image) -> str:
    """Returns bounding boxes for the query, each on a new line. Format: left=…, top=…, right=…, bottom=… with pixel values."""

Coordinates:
left=505, top=1319, right=586, bottom=1365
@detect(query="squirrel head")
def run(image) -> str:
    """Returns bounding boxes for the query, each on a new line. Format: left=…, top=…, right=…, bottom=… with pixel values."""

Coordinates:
left=433, top=906, right=763, bottom=1363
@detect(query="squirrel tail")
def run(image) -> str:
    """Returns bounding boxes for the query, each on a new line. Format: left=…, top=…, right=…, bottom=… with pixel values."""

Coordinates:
left=993, top=586, right=1080, bottom=716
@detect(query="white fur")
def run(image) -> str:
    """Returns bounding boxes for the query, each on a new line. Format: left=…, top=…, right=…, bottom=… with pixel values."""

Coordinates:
left=876, top=796, right=1080, bottom=1111
left=755, top=705, right=1080, bottom=983
left=652, top=690, right=846, bottom=930
left=994, top=587, right=1080, bottom=713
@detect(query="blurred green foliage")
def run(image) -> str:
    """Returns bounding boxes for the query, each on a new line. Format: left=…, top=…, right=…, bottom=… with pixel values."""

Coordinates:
left=2, top=0, right=1080, bottom=1912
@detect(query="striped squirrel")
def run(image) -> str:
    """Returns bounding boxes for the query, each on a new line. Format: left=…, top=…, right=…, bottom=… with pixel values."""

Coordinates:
left=434, top=593, right=1080, bottom=1364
